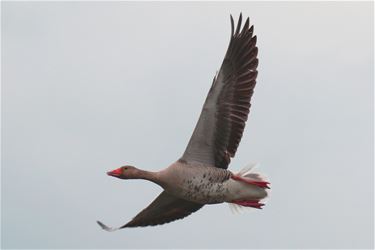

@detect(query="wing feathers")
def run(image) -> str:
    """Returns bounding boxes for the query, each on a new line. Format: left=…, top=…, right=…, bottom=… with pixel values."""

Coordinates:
left=124, top=192, right=203, bottom=228
left=242, top=17, right=250, bottom=34
left=181, top=14, right=259, bottom=169
left=230, top=15, right=234, bottom=37
left=234, top=13, right=242, bottom=36
left=97, top=192, right=203, bottom=230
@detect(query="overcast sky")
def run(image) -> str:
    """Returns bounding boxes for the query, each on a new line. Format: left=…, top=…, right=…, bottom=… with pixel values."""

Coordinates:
left=2, top=1, right=373, bottom=249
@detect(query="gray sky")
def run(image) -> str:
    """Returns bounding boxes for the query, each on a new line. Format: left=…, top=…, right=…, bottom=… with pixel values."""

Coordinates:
left=2, top=1, right=373, bottom=249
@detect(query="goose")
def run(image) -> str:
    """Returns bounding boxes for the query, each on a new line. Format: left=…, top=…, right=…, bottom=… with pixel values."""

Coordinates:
left=97, top=13, right=269, bottom=231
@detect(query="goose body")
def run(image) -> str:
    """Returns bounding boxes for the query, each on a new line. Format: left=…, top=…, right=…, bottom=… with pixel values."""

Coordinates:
left=159, top=161, right=267, bottom=205
left=98, top=13, right=270, bottom=231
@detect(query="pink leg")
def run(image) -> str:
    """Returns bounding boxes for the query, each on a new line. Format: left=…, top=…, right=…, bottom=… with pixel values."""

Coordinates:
left=231, top=200, right=265, bottom=209
left=231, top=175, right=270, bottom=189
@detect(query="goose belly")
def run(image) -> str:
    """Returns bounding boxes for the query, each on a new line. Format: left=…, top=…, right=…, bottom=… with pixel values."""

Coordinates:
left=171, top=178, right=268, bottom=204
left=181, top=179, right=230, bottom=204
left=166, top=176, right=230, bottom=204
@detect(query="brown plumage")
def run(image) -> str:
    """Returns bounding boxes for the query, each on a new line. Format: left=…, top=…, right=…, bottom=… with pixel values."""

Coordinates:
left=97, top=13, right=269, bottom=231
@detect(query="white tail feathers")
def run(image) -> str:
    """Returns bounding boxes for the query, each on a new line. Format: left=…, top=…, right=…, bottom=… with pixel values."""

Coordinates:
left=228, top=162, right=270, bottom=214
left=236, top=162, right=258, bottom=176
left=229, top=202, right=258, bottom=214
left=236, top=162, right=268, bottom=182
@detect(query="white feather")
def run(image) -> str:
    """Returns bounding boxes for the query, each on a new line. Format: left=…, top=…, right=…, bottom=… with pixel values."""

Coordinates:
left=237, top=162, right=269, bottom=183
left=228, top=162, right=270, bottom=213
left=228, top=203, right=259, bottom=213
left=237, top=162, right=259, bottom=176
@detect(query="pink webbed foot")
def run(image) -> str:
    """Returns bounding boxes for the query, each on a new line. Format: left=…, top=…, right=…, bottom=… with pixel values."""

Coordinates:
left=231, top=175, right=270, bottom=189
left=231, top=200, right=265, bottom=209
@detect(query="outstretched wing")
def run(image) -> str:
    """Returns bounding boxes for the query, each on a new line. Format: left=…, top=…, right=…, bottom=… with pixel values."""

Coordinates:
left=97, top=191, right=203, bottom=230
left=180, top=14, right=258, bottom=169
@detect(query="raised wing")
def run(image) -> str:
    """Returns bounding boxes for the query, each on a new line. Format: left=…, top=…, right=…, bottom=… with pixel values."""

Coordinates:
left=97, top=191, right=203, bottom=230
left=180, top=14, right=259, bottom=169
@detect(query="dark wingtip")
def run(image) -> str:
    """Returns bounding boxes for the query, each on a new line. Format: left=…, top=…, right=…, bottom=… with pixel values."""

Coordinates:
left=242, top=17, right=250, bottom=35
left=230, top=14, right=234, bottom=37
left=235, top=13, right=243, bottom=36
left=245, top=17, right=250, bottom=28
left=249, top=25, right=254, bottom=36
left=97, top=220, right=118, bottom=232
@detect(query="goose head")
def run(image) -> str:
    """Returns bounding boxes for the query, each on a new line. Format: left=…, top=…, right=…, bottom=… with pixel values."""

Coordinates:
left=107, top=165, right=139, bottom=179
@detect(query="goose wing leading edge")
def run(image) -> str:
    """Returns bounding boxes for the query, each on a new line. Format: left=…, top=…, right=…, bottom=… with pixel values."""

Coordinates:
left=181, top=14, right=259, bottom=169
left=97, top=191, right=203, bottom=230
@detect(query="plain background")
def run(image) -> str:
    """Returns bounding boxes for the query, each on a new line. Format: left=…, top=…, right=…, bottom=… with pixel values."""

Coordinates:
left=2, top=1, right=374, bottom=249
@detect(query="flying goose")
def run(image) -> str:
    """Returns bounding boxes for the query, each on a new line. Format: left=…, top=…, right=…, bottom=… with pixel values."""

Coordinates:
left=97, top=13, right=269, bottom=231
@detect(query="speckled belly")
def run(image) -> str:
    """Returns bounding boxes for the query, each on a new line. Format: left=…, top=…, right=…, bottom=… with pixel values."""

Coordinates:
left=164, top=174, right=268, bottom=205
left=161, top=163, right=266, bottom=204
left=167, top=176, right=231, bottom=204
